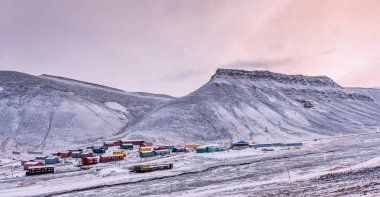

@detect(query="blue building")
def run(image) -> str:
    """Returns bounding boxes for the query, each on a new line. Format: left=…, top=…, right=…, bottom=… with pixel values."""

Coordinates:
left=45, top=157, right=59, bottom=165
left=232, top=140, right=249, bottom=150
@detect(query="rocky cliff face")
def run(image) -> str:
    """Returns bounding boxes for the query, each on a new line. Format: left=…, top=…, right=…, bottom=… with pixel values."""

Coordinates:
left=212, top=69, right=341, bottom=88
left=125, top=69, right=380, bottom=144
left=0, top=71, right=173, bottom=155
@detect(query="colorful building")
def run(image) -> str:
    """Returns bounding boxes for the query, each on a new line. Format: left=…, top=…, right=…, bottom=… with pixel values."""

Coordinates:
left=93, top=146, right=108, bottom=154
left=122, top=140, right=153, bottom=147
left=45, top=157, right=60, bottom=165
left=23, top=161, right=45, bottom=170
left=120, top=143, right=134, bottom=150
left=154, top=149, right=170, bottom=156
left=139, top=151, right=155, bottom=158
left=71, top=151, right=83, bottom=158
left=185, top=144, right=201, bottom=150
left=196, top=144, right=226, bottom=153
left=99, top=154, right=125, bottom=163
left=232, top=140, right=249, bottom=150
left=81, top=157, right=98, bottom=165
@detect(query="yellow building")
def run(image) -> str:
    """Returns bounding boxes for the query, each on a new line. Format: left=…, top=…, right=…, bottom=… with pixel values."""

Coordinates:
left=113, top=150, right=127, bottom=156
left=185, top=144, right=201, bottom=150
left=138, top=147, right=153, bottom=152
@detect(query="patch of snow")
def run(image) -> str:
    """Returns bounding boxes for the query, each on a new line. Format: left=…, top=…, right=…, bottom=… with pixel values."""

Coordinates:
left=104, top=102, right=127, bottom=113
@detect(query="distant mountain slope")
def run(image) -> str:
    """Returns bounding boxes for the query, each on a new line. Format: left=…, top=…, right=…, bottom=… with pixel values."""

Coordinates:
left=125, top=69, right=380, bottom=144
left=348, top=88, right=380, bottom=104
left=0, top=71, right=173, bottom=155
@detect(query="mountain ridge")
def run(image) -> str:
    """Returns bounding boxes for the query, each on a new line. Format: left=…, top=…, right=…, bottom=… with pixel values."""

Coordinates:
left=0, top=71, right=173, bottom=155
left=0, top=69, right=379, bottom=154
left=211, top=68, right=341, bottom=88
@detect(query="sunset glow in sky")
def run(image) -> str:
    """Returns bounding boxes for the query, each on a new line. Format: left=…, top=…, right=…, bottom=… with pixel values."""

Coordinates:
left=1, top=0, right=380, bottom=96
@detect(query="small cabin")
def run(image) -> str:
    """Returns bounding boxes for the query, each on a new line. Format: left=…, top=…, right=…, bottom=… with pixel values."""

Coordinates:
left=184, top=144, right=201, bottom=150
left=45, top=157, right=59, bottom=165
left=103, top=140, right=123, bottom=147
left=120, top=143, right=133, bottom=150
left=122, top=140, right=153, bottom=147
left=23, top=161, right=45, bottom=170
left=71, top=151, right=83, bottom=158
left=154, top=149, right=170, bottom=156
left=196, top=144, right=226, bottom=153
left=92, top=146, right=107, bottom=154
left=81, top=153, right=95, bottom=159
left=113, top=150, right=127, bottom=156
left=58, top=151, right=72, bottom=158
left=139, top=151, right=155, bottom=158
left=232, top=140, right=249, bottom=150
left=138, top=147, right=153, bottom=152
left=81, top=157, right=98, bottom=165
left=99, top=154, right=125, bottom=163
left=172, top=147, right=187, bottom=153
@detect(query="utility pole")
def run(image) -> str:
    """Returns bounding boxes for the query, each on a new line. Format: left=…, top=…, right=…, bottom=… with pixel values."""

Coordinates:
left=329, top=163, right=332, bottom=174
left=250, top=131, right=254, bottom=141
left=11, top=166, right=13, bottom=178
left=286, top=166, right=291, bottom=180
left=361, top=156, right=364, bottom=169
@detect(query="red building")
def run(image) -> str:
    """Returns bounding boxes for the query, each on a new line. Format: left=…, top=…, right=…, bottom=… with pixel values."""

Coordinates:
left=154, top=146, right=168, bottom=150
left=67, top=149, right=83, bottom=152
left=81, top=157, right=98, bottom=165
left=23, top=161, right=45, bottom=170
left=104, top=140, right=123, bottom=147
left=58, top=151, right=72, bottom=158
left=81, top=153, right=95, bottom=159
left=122, top=140, right=153, bottom=147
left=99, top=154, right=125, bottom=163
left=21, top=160, right=35, bottom=166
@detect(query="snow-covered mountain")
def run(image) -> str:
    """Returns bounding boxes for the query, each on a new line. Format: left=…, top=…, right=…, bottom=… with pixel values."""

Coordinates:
left=125, top=69, right=380, bottom=144
left=0, top=71, right=173, bottom=155
left=1, top=69, right=379, bottom=153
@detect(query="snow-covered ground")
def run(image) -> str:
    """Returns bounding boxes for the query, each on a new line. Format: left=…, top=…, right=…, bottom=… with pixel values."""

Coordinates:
left=1, top=133, right=380, bottom=197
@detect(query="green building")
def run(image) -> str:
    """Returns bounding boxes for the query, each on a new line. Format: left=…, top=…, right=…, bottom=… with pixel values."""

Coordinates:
left=196, top=144, right=226, bottom=153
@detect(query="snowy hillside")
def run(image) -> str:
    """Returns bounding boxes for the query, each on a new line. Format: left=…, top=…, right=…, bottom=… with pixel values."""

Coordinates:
left=1, top=69, right=379, bottom=154
left=348, top=87, right=380, bottom=104
left=0, top=71, right=173, bottom=156
left=125, top=69, right=380, bottom=144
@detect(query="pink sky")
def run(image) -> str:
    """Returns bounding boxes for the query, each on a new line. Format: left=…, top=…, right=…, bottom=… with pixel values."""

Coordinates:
left=1, top=0, right=379, bottom=96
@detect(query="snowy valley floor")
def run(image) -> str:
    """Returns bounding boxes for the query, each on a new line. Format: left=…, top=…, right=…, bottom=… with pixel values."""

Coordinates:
left=1, top=133, right=380, bottom=197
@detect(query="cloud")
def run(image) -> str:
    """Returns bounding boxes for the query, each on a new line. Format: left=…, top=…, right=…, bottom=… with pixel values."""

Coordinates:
left=159, top=70, right=206, bottom=82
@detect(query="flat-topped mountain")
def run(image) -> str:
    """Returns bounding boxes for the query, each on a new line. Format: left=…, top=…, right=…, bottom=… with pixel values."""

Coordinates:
left=124, top=68, right=380, bottom=144
left=212, top=69, right=341, bottom=88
